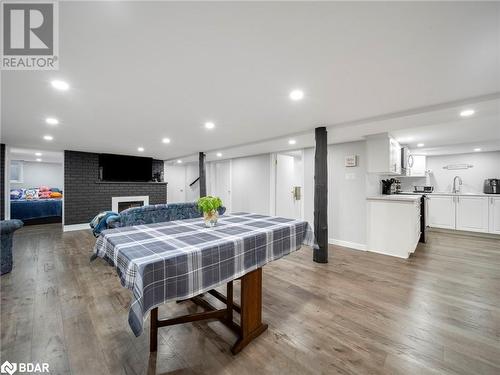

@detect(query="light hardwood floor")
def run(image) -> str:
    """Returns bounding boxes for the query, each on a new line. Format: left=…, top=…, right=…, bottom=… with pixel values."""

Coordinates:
left=1, top=224, right=499, bottom=374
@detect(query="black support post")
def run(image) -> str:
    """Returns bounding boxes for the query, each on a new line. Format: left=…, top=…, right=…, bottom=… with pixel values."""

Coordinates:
left=199, top=152, right=206, bottom=198
left=313, top=127, right=328, bottom=263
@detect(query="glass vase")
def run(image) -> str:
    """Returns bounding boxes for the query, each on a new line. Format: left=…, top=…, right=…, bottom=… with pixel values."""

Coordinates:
left=204, top=210, right=219, bottom=227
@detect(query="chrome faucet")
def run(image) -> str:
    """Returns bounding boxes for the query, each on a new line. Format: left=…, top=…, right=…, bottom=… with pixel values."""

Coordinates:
left=452, top=176, right=462, bottom=193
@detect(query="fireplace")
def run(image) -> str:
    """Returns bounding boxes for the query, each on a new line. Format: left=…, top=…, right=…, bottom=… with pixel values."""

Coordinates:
left=112, top=196, right=149, bottom=213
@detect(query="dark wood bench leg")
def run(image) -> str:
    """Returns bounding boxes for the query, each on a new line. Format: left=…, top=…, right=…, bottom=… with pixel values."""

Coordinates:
left=231, top=268, right=268, bottom=354
left=150, top=307, right=158, bottom=352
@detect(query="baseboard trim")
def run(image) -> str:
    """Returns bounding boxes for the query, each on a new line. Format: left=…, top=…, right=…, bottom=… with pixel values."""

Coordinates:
left=428, top=227, right=500, bottom=239
left=328, top=238, right=367, bottom=251
left=63, top=223, right=90, bottom=232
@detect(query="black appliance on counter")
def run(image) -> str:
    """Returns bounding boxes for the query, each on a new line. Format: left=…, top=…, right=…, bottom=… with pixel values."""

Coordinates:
left=484, top=179, right=499, bottom=194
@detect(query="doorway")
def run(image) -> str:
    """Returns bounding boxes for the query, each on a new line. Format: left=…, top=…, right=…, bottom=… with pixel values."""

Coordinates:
left=7, top=147, right=64, bottom=225
left=274, top=151, right=303, bottom=219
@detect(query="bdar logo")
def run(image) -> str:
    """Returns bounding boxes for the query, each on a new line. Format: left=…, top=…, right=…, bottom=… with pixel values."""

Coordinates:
left=0, top=361, right=17, bottom=375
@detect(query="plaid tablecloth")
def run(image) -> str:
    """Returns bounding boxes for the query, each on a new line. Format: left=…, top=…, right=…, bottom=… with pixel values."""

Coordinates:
left=92, top=212, right=316, bottom=336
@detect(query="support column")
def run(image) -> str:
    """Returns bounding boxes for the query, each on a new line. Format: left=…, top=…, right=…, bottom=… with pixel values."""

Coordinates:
left=199, top=152, right=206, bottom=198
left=313, top=127, right=328, bottom=263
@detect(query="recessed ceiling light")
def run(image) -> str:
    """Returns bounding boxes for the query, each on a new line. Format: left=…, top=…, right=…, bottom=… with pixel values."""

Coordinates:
left=417, top=143, right=424, bottom=147
left=43, top=135, right=53, bottom=141
left=460, top=109, right=475, bottom=117
left=45, top=117, right=59, bottom=125
left=35, top=152, right=42, bottom=157
left=51, top=80, right=69, bottom=91
left=137, top=147, right=144, bottom=152
left=289, top=89, right=304, bottom=101
left=36, top=158, right=42, bottom=162
left=162, top=138, right=171, bottom=144
left=216, top=152, right=222, bottom=157
left=474, top=148, right=482, bottom=152
left=205, top=122, right=215, bottom=129
left=177, top=159, right=182, bottom=164
left=288, top=139, right=297, bottom=145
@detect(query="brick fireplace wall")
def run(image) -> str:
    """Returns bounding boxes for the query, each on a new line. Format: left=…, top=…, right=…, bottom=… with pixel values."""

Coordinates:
left=64, top=150, right=167, bottom=225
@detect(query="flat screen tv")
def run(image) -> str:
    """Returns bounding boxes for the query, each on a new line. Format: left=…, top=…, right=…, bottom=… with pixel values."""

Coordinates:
left=99, top=154, right=153, bottom=182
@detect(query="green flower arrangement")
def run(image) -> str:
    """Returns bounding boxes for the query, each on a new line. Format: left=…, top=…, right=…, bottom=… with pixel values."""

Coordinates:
left=197, top=196, right=223, bottom=227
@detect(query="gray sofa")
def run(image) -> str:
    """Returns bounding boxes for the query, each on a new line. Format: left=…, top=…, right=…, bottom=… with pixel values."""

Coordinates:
left=1, top=219, right=24, bottom=275
left=106, top=202, right=226, bottom=229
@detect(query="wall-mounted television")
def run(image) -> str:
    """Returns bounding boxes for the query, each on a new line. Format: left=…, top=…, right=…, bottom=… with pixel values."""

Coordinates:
left=98, top=154, right=153, bottom=182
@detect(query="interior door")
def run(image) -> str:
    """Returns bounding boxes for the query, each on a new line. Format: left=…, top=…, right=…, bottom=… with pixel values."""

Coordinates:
left=275, top=154, right=301, bottom=219
left=208, top=160, right=231, bottom=212
left=165, top=165, right=186, bottom=203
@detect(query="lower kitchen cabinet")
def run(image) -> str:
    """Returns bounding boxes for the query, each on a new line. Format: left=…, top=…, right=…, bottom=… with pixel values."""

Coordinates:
left=489, top=197, right=500, bottom=235
left=456, top=196, right=489, bottom=233
left=427, top=195, right=455, bottom=229
left=427, top=194, right=499, bottom=234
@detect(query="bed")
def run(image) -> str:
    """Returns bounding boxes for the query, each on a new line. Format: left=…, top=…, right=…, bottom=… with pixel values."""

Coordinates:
left=11, top=199, right=63, bottom=222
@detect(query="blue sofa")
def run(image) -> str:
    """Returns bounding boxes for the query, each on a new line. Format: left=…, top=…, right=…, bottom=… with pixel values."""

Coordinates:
left=106, top=202, right=226, bottom=229
left=1, top=219, right=24, bottom=275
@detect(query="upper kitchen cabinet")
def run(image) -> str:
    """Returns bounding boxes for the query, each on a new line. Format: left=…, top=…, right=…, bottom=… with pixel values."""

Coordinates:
left=407, top=154, right=427, bottom=177
left=366, top=133, right=402, bottom=174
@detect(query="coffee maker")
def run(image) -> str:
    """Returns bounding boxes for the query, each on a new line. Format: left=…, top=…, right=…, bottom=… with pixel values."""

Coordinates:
left=484, top=179, right=499, bottom=194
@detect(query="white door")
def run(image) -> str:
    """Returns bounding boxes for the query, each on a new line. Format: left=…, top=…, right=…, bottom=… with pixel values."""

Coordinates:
left=207, top=160, right=231, bottom=212
left=488, top=197, right=500, bottom=234
left=275, top=154, right=302, bottom=219
left=456, top=196, right=489, bottom=233
left=165, top=165, right=186, bottom=203
left=427, top=195, right=456, bottom=229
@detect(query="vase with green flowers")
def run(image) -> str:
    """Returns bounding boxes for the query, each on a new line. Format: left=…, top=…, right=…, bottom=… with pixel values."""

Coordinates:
left=197, top=196, right=223, bottom=227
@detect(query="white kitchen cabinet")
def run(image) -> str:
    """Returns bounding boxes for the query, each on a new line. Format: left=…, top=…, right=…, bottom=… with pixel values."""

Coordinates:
left=367, top=196, right=421, bottom=258
left=366, top=133, right=401, bottom=174
left=456, top=196, right=489, bottom=233
left=427, top=195, right=455, bottom=229
left=489, top=197, right=500, bottom=234
left=408, top=154, right=426, bottom=177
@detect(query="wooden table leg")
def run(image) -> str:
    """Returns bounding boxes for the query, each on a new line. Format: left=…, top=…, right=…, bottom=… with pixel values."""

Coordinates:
left=231, top=268, right=268, bottom=354
left=150, top=307, right=158, bottom=352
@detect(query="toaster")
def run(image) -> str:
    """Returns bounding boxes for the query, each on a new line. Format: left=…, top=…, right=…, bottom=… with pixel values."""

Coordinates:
left=484, top=179, right=500, bottom=194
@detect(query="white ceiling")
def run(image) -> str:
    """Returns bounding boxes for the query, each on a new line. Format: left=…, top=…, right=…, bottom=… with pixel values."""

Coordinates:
left=10, top=147, right=64, bottom=164
left=2, top=1, right=500, bottom=160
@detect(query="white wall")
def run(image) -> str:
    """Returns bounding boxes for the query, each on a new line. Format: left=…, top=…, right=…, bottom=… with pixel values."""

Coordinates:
left=329, top=141, right=368, bottom=248
left=231, top=154, right=271, bottom=215
left=399, top=151, right=500, bottom=193
left=303, top=148, right=314, bottom=227
left=426, top=151, right=500, bottom=193
left=10, top=161, right=63, bottom=190
left=302, top=142, right=369, bottom=248
left=185, top=163, right=200, bottom=201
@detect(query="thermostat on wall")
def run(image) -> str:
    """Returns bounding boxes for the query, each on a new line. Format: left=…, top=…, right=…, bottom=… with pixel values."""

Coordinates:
left=345, top=155, right=357, bottom=167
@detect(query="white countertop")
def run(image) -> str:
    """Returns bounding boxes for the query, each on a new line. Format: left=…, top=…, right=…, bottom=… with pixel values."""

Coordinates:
left=399, top=191, right=499, bottom=197
left=367, top=194, right=421, bottom=202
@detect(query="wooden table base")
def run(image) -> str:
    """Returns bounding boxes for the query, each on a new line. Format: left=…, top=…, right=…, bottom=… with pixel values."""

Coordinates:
left=149, top=268, right=268, bottom=354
